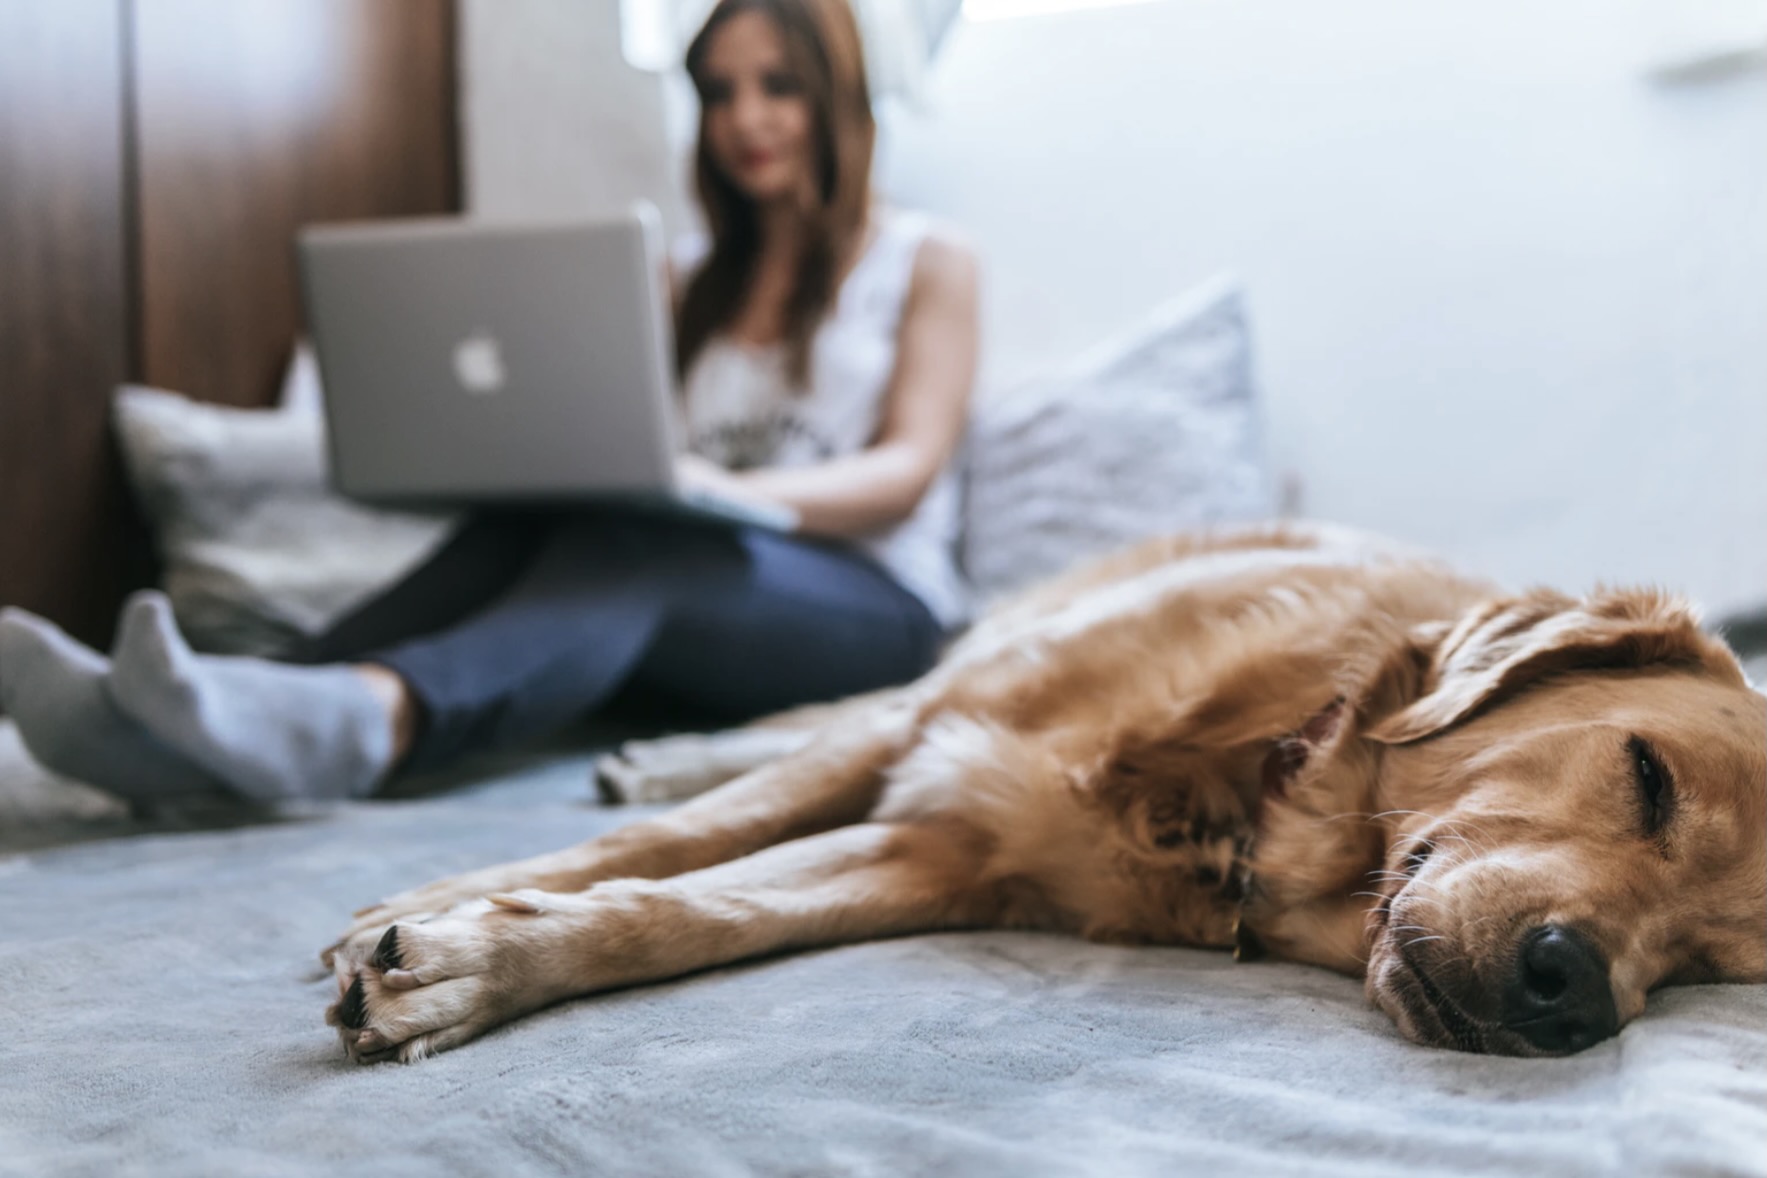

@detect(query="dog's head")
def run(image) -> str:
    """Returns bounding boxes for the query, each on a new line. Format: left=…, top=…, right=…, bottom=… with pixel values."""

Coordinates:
left=1363, top=588, right=1765, bottom=1055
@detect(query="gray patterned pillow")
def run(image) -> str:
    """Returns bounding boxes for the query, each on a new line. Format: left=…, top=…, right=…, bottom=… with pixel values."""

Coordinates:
left=960, top=275, right=1275, bottom=606
left=112, top=347, right=457, bottom=655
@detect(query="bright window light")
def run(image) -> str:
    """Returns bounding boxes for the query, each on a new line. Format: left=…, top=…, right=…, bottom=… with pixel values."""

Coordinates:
left=622, top=0, right=688, bottom=72
left=962, top=0, right=1163, bottom=22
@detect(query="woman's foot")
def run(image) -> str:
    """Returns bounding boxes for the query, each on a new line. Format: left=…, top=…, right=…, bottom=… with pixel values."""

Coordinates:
left=0, top=608, right=224, bottom=803
left=108, top=592, right=398, bottom=802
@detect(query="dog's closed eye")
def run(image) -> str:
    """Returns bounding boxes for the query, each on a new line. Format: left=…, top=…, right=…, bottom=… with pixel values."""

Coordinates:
left=1628, top=736, right=1674, bottom=843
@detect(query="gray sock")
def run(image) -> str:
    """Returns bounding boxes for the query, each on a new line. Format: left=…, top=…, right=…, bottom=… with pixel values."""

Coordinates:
left=0, top=608, right=225, bottom=804
left=108, top=592, right=394, bottom=802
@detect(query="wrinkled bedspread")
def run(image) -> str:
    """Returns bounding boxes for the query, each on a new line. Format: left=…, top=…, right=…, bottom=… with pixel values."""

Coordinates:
left=2, top=751, right=1763, bottom=1178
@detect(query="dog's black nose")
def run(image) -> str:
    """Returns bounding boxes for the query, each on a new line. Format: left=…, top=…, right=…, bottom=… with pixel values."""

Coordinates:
left=1503, top=925, right=1619, bottom=1053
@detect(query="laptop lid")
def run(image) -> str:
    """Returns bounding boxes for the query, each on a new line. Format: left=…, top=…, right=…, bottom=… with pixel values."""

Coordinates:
left=297, top=205, right=681, bottom=506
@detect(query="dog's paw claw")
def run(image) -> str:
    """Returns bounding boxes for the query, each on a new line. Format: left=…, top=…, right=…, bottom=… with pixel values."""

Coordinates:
left=371, top=925, right=404, bottom=971
left=336, top=975, right=368, bottom=1029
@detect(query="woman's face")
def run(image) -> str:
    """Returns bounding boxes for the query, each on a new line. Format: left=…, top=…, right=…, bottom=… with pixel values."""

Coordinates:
left=699, top=10, right=814, bottom=205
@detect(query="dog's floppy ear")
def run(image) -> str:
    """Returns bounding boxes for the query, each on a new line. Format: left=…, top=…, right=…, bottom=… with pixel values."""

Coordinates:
left=1368, top=587, right=1744, bottom=745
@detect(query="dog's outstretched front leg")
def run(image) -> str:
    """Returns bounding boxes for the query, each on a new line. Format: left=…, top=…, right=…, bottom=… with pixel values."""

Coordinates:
left=326, top=820, right=993, bottom=1063
left=325, top=696, right=921, bottom=961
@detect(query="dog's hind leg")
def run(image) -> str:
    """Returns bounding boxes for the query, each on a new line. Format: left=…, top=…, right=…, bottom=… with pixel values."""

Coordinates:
left=593, top=726, right=817, bottom=804
left=325, top=695, right=922, bottom=962
left=329, top=818, right=995, bottom=1063
left=591, top=688, right=901, bottom=805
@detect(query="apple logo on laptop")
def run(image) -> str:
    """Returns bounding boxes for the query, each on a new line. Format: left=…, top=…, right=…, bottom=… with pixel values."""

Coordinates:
left=452, top=330, right=507, bottom=396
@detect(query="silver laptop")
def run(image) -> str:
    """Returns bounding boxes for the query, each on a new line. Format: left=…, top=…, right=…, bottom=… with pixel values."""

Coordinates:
left=295, top=204, right=795, bottom=530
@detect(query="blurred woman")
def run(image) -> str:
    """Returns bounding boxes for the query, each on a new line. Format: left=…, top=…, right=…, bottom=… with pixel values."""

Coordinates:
left=0, top=0, right=978, bottom=805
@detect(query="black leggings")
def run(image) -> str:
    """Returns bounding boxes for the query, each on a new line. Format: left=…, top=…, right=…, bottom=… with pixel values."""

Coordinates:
left=292, top=510, right=945, bottom=772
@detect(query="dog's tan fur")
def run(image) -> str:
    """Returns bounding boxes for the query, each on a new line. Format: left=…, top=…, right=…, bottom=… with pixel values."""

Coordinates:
left=323, top=523, right=1767, bottom=1062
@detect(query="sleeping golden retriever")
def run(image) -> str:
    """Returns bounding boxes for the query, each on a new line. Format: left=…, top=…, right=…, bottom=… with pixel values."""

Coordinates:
left=323, top=523, right=1766, bottom=1062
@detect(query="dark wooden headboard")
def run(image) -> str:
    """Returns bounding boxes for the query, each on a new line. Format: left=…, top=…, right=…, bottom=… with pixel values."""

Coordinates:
left=0, top=0, right=458, bottom=647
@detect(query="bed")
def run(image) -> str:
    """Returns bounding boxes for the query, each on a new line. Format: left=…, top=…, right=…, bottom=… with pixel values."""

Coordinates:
left=6, top=278, right=1762, bottom=1178
left=3, top=736, right=1763, bottom=1177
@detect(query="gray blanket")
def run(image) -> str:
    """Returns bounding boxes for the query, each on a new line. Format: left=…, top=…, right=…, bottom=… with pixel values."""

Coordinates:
left=3, top=751, right=1763, bottom=1178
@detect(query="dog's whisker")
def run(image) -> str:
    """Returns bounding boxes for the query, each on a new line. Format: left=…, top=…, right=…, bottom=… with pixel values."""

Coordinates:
left=1367, top=872, right=1446, bottom=896
left=1329, top=814, right=1415, bottom=829
left=1428, top=821, right=1496, bottom=857
left=1368, top=809, right=1441, bottom=823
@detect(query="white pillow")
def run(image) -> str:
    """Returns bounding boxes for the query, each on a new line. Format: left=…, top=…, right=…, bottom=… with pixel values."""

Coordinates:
left=114, top=284, right=1273, bottom=655
left=960, top=275, right=1275, bottom=605
left=113, top=346, right=457, bottom=655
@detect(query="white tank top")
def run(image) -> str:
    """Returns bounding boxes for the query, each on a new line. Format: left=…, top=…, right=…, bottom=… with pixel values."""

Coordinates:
left=676, top=210, right=969, bottom=628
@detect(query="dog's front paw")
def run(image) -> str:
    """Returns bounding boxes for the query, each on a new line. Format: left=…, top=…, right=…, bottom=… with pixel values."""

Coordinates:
left=321, top=867, right=542, bottom=967
left=324, top=891, right=580, bottom=1064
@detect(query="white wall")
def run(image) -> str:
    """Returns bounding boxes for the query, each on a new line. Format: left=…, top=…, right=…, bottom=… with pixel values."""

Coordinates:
left=461, top=0, right=1767, bottom=617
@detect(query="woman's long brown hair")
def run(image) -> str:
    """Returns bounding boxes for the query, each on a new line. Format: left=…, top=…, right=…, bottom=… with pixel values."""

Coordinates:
left=675, top=0, right=876, bottom=388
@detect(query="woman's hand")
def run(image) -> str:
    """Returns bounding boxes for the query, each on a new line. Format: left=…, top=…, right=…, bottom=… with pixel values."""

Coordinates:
left=676, top=453, right=736, bottom=496
left=675, top=454, right=799, bottom=529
